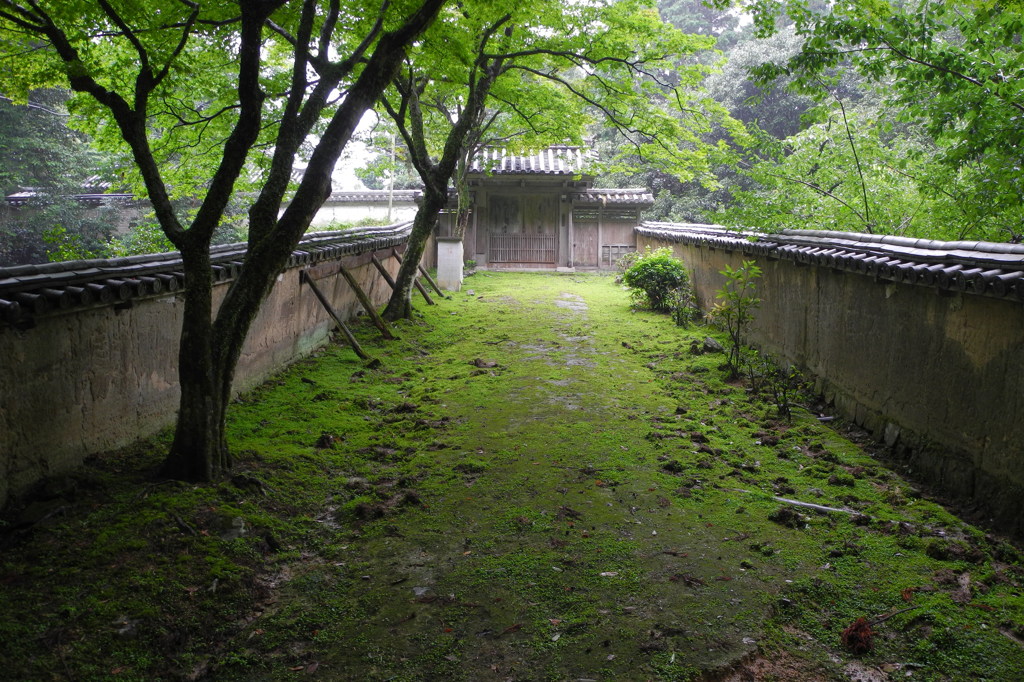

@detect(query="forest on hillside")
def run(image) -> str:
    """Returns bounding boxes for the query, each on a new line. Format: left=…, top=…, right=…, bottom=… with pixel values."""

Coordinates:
left=1, top=0, right=1021, bottom=268
left=618, top=0, right=1024, bottom=244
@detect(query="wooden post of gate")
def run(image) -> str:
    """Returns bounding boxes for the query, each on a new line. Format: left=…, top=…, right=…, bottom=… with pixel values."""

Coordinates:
left=392, top=249, right=435, bottom=305
left=300, top=270, right=371, bottom=361
left=338, top=264, right=395, bottom=340
left=370, top=253, right=397, bottom=289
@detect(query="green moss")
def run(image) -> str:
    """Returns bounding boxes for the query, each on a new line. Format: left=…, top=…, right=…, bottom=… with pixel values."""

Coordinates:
left=1, top=272, right=1022, bottom=680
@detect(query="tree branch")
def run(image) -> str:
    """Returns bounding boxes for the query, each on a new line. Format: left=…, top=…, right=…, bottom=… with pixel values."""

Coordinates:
left=152, top=5, right=200, bottom=88
left=818, top=80, right=871, bottom=232
left=336, top=0, right=390, bottom=75
left=186, top=3, right=277, bottom=245
left=269, top=0, right=446, bottom=247
left=20, top=0, right=186, bottom=240
left=0, top=1, right=44, bottom=31
left=880, top=40, right=1024, bottom=115
left=95, top=0, right=151, bottom=82
left=317, top=0, right=341, bottom=58
left=744, top=161, right=871, bottom=227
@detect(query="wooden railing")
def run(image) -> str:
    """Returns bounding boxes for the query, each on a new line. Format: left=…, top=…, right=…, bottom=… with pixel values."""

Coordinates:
left=489, top=233, right=556, bottom=263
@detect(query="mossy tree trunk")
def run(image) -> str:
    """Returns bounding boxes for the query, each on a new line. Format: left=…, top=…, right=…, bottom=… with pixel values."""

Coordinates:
left=383, top=181, right=448, bottom=321
left=380, top=16, right=511, bottom=320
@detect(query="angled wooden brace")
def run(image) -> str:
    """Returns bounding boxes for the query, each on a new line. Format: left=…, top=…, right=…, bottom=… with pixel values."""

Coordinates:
left=300, top=270, right=371, bottom=361
left=370, top=253, right=397, bottom=289
left=337, top=264, right=396, bottom=340
left=417, top=262, right=444, bottom=297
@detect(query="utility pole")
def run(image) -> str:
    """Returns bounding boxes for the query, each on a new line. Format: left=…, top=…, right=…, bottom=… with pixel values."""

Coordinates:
left=386, top=132, right=396, bottom=223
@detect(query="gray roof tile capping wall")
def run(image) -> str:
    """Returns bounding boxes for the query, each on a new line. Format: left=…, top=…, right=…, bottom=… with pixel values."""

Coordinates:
left=570, top=188, right=654, bottom=206
left=637, top=222, right=1024, bottom=302
left=326, top=190, right=422, bottom=203
left=0, top=222, right=414, bottom=328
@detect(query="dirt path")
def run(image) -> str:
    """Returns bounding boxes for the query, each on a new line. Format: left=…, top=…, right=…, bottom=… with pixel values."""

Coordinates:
left=305, top=280, right=777, bottom=679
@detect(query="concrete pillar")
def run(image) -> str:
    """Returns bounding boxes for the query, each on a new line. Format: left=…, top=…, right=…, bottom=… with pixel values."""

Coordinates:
left=436, top=236, right=464, bottom=291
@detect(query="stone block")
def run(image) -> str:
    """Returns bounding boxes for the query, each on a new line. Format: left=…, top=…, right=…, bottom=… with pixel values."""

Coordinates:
left=883, top=422, right=901, bottom=448
left=436, top=237, right=464, bottom=292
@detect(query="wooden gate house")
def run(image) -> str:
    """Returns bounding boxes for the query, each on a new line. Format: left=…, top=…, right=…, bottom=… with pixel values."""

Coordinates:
left=436, top=146, right=653, bottom=270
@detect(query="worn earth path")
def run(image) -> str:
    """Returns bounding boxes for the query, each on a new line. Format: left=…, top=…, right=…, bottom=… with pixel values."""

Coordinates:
left=283, top=273, right=785, bottom=680
left=221, top=273, right=1024, bottom=681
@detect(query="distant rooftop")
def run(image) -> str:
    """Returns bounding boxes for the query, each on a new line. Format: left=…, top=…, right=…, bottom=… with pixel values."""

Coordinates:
left=326, top=190, right=421, bottom=203
left=468, top=145, right=591, bottom=175
left=4, top=175, right=132, bottom=207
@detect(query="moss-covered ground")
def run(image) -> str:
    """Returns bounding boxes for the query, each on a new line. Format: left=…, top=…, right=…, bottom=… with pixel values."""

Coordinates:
left=2, top=272, right=1024, bottom=681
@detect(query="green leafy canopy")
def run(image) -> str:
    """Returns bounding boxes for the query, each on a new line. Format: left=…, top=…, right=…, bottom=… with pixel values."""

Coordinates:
left=709, top=0, right=1024, bottom=241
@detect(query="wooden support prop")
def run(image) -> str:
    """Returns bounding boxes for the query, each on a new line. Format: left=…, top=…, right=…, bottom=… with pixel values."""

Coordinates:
left=392, top=249, right=435, bottom=305
left=300, top=270, right=371, bottom=361
left=370, top=253, right=397, bottom=289
left=417, top=263, right=445, bottom=297
left=411, top=270, right=435, bottom=305
left=337, top=264, right=396, bottom=340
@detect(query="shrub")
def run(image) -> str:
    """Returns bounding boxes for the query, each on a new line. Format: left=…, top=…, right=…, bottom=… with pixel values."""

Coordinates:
left=622, top=247, right=694, bottom=314
left=742, top=348, right=804, bottom=420
left=706, top=260, right=761, bottom=377
left=667, top=285, right=699, bottom=327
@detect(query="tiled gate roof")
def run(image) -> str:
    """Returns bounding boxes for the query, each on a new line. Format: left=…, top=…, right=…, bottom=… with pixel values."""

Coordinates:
left=468, top=146, right=589, bottom=175
left=571, top=188, right=654, bottom=206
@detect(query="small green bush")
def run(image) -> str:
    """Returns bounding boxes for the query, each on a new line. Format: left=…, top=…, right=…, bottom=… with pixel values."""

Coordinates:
left=706, top=260, right=761, bottom=377
left=622, top=247, right=694, bottom=314
left=741, top=347, right=804, bottom=420
left=667, top=285, right=699, bottom=327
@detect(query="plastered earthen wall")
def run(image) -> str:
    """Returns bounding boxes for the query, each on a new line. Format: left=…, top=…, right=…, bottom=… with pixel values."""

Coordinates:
left=639, top=229, right=1024, bottom=533
left=0, top=249, right=400, bottom=508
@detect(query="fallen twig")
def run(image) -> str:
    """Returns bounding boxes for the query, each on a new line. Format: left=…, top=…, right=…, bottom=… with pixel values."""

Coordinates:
left=872, top=605, right=922, bottom=625
left=842, top=606, right=923, bottom=655
left=726, top=488, right=858, bottom=515
left=173, top=514, right=199, bottom=536
left=773, top=495, right=855, bottom=515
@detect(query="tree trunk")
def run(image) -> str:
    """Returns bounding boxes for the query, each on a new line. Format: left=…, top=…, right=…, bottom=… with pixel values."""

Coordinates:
left=160, top=248, right=230, bottom=480
left=161, top=219, right=305, bottom=481
left=382, top=184, right=447, bottom=321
